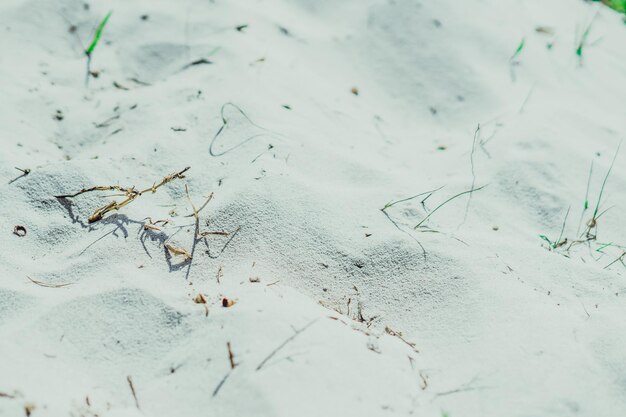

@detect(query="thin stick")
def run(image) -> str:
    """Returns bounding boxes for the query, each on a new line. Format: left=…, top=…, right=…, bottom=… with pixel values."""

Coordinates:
left=212, top=371, right=231, bottom=397
left=126, top=376, right=140, bottom=409
left=227, top=342, right=236, bottom=369
left=415, top=185, right=487, bottom=229
left=256, top=318, right=318, bottom=371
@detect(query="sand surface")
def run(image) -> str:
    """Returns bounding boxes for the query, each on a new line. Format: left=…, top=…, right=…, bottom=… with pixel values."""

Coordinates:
left=1, top=0, right=625, bottom=416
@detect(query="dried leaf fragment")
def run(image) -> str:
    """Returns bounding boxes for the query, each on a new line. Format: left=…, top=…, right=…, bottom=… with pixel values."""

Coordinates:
left=222, top=297, right=237, bottom=308
left=165, top=243, right=192, bottom=260
left=194, top=293, right=207, bottom=304
left=194, top=293, right=209, bottom=316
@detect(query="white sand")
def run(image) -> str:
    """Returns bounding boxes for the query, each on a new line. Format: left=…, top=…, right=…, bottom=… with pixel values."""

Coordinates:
left=1, top=0, right=625, bottom=416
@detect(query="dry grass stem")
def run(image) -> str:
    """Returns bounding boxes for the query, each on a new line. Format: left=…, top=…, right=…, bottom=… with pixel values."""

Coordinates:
left=227, top=342, right=236, bottom=369
left=56, top=167, right=190, bottom=223
left=385, top=326, right=419, bottom=353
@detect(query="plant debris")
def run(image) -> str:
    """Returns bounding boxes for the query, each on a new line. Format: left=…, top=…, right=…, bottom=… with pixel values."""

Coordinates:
left=56, top=166, right=190, bottom=223
left=194, top=293, right=209, bottom=316
left=227, top=342, right=236, bottom=369
left=165, top=243, right=192, bottom=260
left=222, top=297, right=237, bottom=308
left=13, top=225, right=26, bottom=237
left=126, top=375, right=140, bottom=409
left=385, top=326, right=419, bottom=353
left=181, top=58, right=213, bottom=71
left=24, top=404, right=35, bottom=417
left=26, top=275, right=72, bottom=288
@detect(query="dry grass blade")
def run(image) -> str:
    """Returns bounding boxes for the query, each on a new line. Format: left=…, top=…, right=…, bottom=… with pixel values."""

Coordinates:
left=56, top=167, right=190, bottom=223
left=185, top=185, right=223, bottom=236
left=26, top=275, right=72, bottom=288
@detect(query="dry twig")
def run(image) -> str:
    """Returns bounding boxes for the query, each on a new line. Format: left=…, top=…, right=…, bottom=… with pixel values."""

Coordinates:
left=126, top=376, right=140, bottom=409
left=227, top=342, right=236, bottom=369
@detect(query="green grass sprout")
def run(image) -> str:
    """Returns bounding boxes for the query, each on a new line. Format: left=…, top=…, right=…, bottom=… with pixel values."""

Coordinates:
left=510, top=37, right=525, bottom=62
left=576, top=13, right=597, bottom=58
left=85, top=11, right=112, bottom=86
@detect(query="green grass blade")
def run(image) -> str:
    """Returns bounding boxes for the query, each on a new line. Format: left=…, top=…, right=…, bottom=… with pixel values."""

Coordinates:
left=510, top=37, right=525, bottom=61
left=576, top=15, right=597, bottom=57
left=382, top=186, right=444, bottom=210
left=592, top=142, right=621, bottom=219
left=414, top=185, right=486, bottom=229
left=601, top=0, right=626, bottom=13
left=539, top=235, right=553, bottom=246
left=86, top=11, right=112, bottom=56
